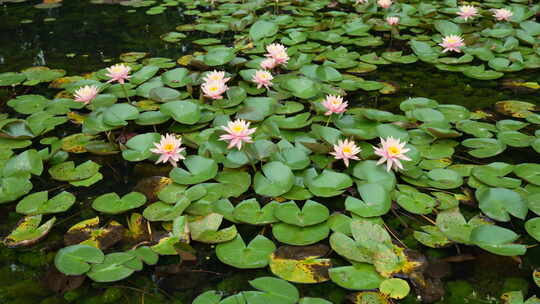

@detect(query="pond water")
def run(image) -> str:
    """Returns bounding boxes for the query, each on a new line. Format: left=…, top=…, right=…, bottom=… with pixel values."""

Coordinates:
left=1, top=0, right=540, bottom=303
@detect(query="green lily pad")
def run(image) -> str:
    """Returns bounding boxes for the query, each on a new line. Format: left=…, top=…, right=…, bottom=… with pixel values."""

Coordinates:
left=249, top=20, right=279, bottom=41
left=87, top=252, right=139, bottom=282
left=121, top=132, right=161, bottom=162
left=329, top=263, right=384, bottom=290
left=345, top=183, right=391, bottom=217
left=379, top=278, right=410, bottom=299
left=16, top=191, right=76, bottom=215
left=248, top=277, right=299, bottom=304
left=170, top=156, right=218, bottom=185
left=269, top=244, right=331, bottom=284
left=54, top=244, right=104, bottom=276
left=160, top=100, right=201, bottom=125
left=92, top=192, right=147, bottom=214
left=204, top=47, right=236, bottom=66
left=304, top=168, right=353, bottom=197
left=253, top=161, right=295, bottom=197
left=233, top=199, right=279, bottom=225
left=216, top=234, right=276, bottom=269
left=476, top=187, right=528, bottom=222
left=525, top=218, right=540, bottom=242
left=4, top=215, right=56, bottom=247
left=272, top=222, right=329, bottom=246
left=470, top=225, right=527, bottom=256
left=48, top=160, right=100, bottom=182
left=514, top=164, right=540, bottom=186
left=274, top=200, right=329, bottom=227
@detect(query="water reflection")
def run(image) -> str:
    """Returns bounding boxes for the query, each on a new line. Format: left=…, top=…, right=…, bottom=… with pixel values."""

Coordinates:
left=0, top=0, right=190, bottom=73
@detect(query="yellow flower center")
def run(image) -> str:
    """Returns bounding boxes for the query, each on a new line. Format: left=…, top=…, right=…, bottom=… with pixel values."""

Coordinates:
left=388, top=146, right=401, bottom=155
left=331, top=99, right=341, bottom=105
left=342, top=146, right=352, bottom=154
left=446, top=38, right=458, bottom=44
left=232, top=125, right=244, bottom=133
left=209, top=86, right=218, bottom=92
left=163, top=143, right=175, bottom=152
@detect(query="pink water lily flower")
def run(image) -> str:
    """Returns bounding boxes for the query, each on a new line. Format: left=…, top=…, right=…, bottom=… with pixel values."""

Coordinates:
left=73, top=85, right=99, bottom=105
left=252, top=70, right=273, bottom=89
left=493, top=8, right=513, bottom=21
left=150, top=134, right=186, bottom=167
left=377, top=0, right=392, bottom=9
left=386, top=16, right=399, bottom=26
left=457, top=5, right=479, bottom=21
left=105, top=63, right=131, bottom=84
left=439, top=35, right=465, bottom=53
left=219, top=119, right=256, bottom=150
left=331, top=139, right=361, bottom=167
left=374, top=137, right=411, bottom=171
left=322, top=95, right=348, bottom=116
left=265, top=43, right=289, bottom=66
left=203, top=70, right=231, bottom=83
left=201, top=80, right=228, bottom=99
left=260, top=58, right=277, bottom=70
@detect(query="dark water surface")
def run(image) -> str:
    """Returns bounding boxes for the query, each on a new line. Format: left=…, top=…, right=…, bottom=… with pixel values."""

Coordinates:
left=0, top=0, right=190, bottom=73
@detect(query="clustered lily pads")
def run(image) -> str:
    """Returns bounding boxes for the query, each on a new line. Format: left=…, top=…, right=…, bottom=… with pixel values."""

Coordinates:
left=1, top=0, right=540, bottom=302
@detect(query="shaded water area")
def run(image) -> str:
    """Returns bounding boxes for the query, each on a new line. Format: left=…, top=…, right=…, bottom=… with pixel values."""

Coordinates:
left=1, top=1, right=540, bottom=304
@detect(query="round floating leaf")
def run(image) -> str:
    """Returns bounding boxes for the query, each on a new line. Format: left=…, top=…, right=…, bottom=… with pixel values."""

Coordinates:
left=215, top=170, right=251, bottom=198
left=351, top=291, right=389, bottom=304
left=143, top=198, right=190, bottom=221
left=329, top=263, right=384, bottom=290
left=269, top=244, right=331, bottom=284
left=329, top=232, right=372, bottom=263
left=470, top=225, right=526, bottom=256
left=4, top=215, right=55, bottom=247
left=87, top=252, right=138, bottom=282
left=216, top=235, right=276, bottom=269
left=495, top=100, right=537, bottom=118
left=253, top=161, right=295, bottom=197
left=193, top=291, right=222, bottom=304
left=0, top=72, right=26, bottom=86
left=299, top=298, right=332, bottom=304
left=233, top=199, right=279, bottom=225
left=272, top=222, right=329, bottom=246
left=525, top=218, right=540, bottom=242
left=249, top=277, right=300, bottom=304
left=204, top=47, right=236, bottom=66
left=149, top=87, right=181, bottom=102
left=352, top=160, right=396, bottom=191
left=92, top=192, right=147, bottom=214
left=160, top=100, right=201, bottom=125
left=426, top=168, right=463, bottom=189
left=282, top=77, right=321, bottom=99
left=304, top=169, right=353, bottom=197
left=122, top=132, right=161, bottom=162
left=395, top=189, right=436, bottom=215
left=48, top=160, right=100, bottom=182
left=170, top=155, right=218, bottom=185
left=54, top=244, right=104, bottom=276
left=275, top=200, right=329, bottom=227
left=346, top=183, right=391, bottom=217
left=103, top=103, right=139, bottom=126
left=379, top=278, right=410, bottom=299
left=476, top=188, right=528, bottom=222
left=7, top=95, right=48, bottom=114
left=514, top=164, right=540, bottom=186
left=16, top=191, right=76, bottom=215
left=249, top=20, right=278, bottom=41
left=161, top=68, right=191, bottom=88
left=498, top=131, right=534, bottom=147
left=3, top=149, right=43, bottom=177
left=462, top=138, right=506, bottom=158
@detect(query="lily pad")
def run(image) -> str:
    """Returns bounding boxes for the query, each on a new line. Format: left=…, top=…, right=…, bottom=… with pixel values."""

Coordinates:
left=216, top=235, right=276, bottom=269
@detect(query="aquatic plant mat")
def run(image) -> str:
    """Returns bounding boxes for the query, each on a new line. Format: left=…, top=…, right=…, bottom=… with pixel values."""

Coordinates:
left=0, top=0, right=540, bottom=303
